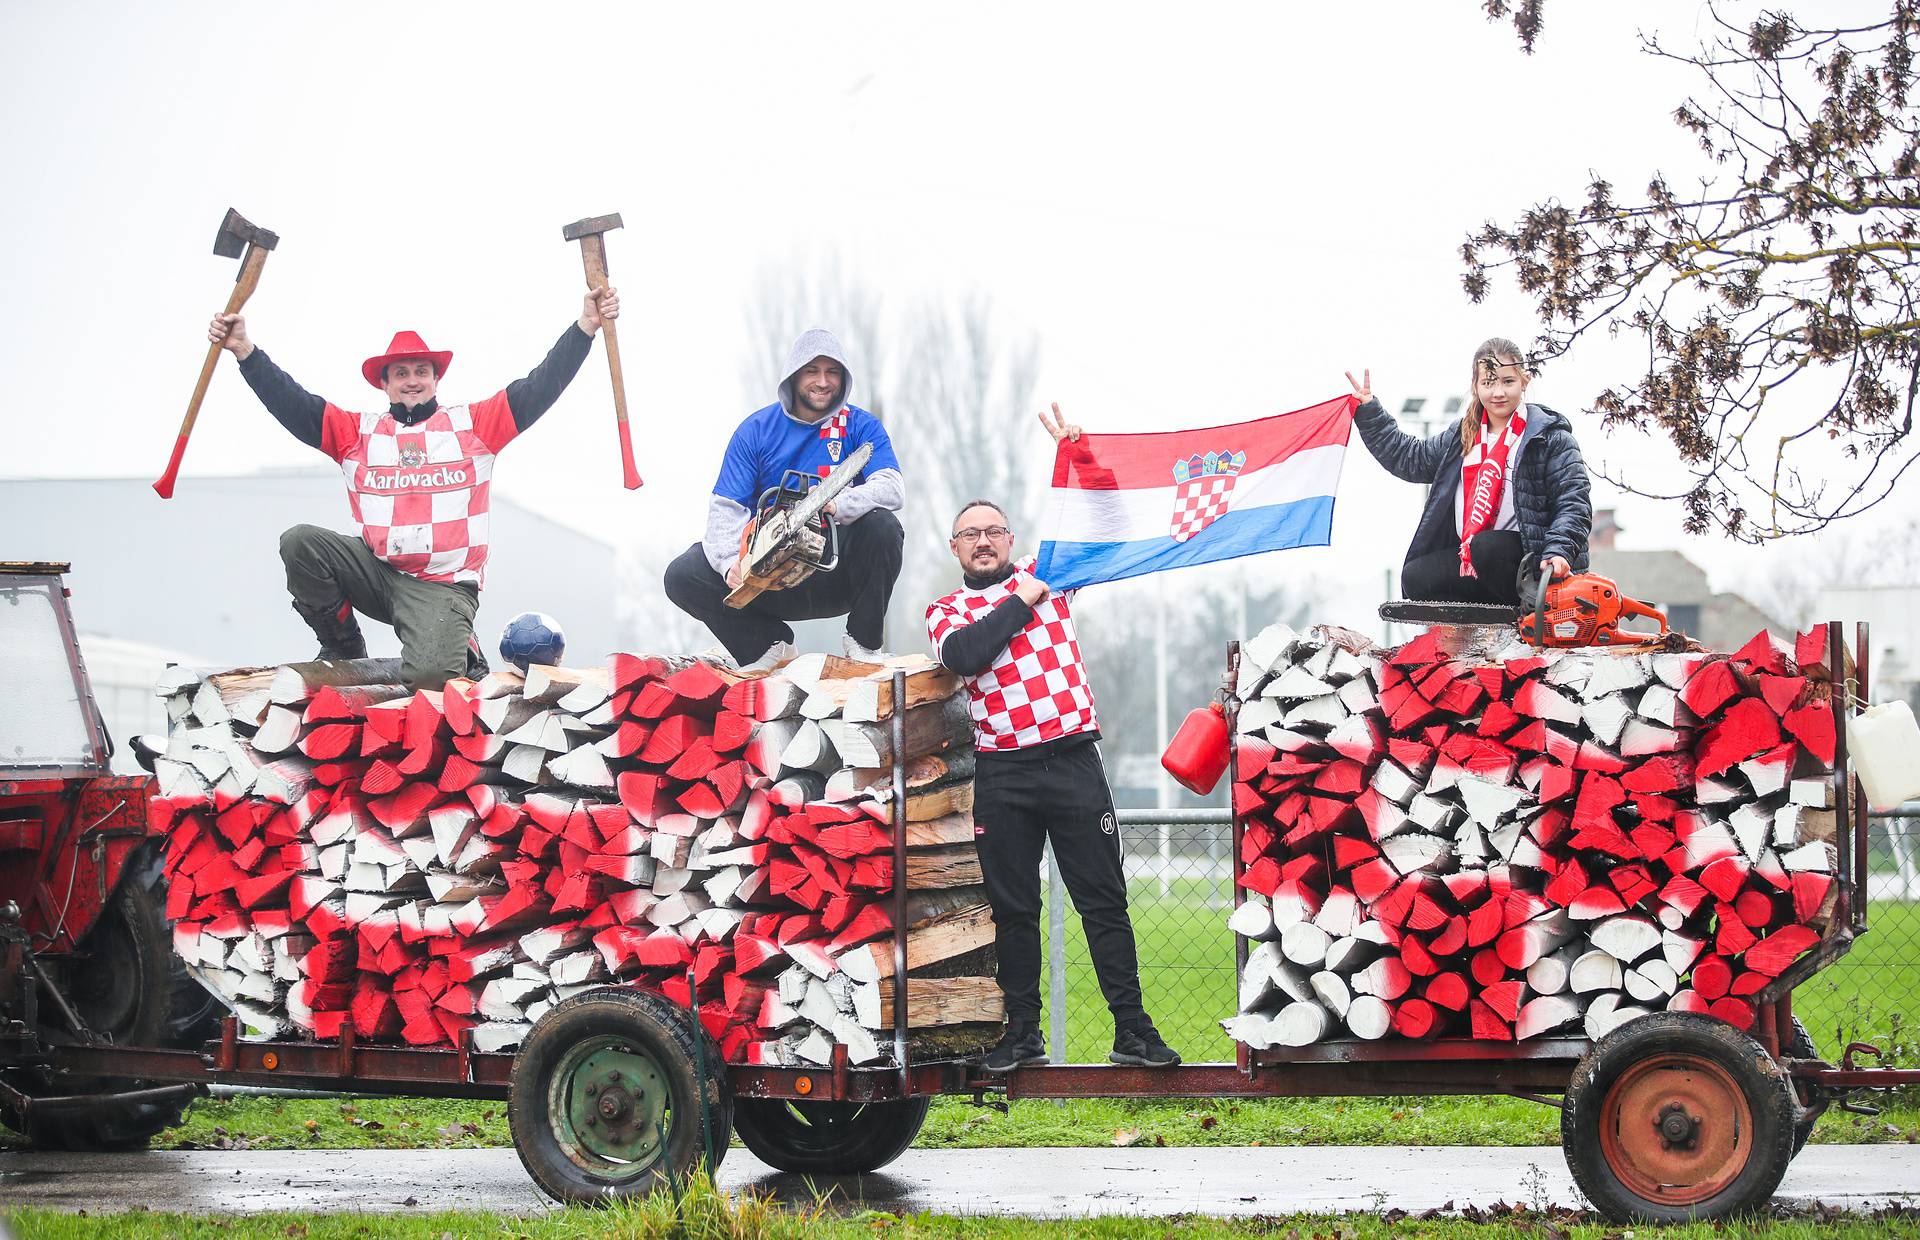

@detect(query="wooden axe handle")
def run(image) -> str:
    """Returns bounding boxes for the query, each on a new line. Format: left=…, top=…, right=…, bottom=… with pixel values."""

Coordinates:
left=155, top=246, right=270, bottom=499
left=576, top=236, right=641, bottom=490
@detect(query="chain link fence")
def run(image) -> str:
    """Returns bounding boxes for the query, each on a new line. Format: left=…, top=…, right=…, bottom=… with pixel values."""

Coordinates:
left=1034, top=806, right=1920, bottom=1067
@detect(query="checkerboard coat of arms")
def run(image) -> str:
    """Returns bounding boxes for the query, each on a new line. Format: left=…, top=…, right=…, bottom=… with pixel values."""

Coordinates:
left=1169, top=449, right=1246, bottom=542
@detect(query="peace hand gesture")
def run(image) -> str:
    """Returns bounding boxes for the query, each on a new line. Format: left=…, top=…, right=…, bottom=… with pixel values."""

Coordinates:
left=1345, top=369, right=1372, bottom=404
left=1037, top=402, right=1082, bottom=444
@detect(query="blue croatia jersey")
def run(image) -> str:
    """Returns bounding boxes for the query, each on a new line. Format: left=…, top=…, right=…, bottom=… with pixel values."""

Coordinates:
left=712, top=402, right=900, bottom=508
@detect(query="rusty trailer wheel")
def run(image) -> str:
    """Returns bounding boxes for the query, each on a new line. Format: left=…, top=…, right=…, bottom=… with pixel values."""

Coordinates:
left=1563, top=1012, right=1796, bottom=1224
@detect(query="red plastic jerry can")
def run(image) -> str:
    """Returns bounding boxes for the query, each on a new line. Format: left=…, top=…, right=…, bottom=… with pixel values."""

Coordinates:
left=1161, top=700, right=1231, bottom=796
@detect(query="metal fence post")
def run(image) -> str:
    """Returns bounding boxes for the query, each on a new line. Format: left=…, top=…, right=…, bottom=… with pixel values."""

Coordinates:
left=1047, top=840, right=1066, bottom=1065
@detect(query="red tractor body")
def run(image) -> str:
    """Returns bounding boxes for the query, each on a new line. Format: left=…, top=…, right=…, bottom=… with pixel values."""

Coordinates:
left=0, top=561, right=212, bottom=1147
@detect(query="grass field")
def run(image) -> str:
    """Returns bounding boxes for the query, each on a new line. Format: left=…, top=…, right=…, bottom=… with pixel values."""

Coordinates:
left=10, top=1170, right=1920, bottom=1240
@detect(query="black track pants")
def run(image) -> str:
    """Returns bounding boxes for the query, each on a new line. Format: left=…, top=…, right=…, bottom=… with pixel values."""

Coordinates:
left=1400, top=530, right=1525, bottom=605
left=663, top=508, right=904, bottom=663
left=972, top=740, right=1146, bottom=1031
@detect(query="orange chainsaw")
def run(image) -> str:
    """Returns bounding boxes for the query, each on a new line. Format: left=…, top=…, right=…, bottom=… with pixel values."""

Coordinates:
left=725, top=441, right=873, bottom=608
left=1377, top=571, right=1669, bottom=648
left=1517, top=571, right=1668, bottom=648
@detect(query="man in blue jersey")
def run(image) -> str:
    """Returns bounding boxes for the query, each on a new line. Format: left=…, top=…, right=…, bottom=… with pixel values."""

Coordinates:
left=665, top=328, right=905, bottom=670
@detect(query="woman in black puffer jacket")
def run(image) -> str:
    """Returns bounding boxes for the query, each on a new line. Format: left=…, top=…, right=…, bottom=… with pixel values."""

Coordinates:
left=1346, top=338, right=1592, bottom=605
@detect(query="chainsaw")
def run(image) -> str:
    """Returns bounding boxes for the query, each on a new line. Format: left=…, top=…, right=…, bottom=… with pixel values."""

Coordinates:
left=725, top=441, right=874, bottom=609
left=1378, top=571, right=1669, bottom=649
left=1517, top=571, right=1668, bottom=648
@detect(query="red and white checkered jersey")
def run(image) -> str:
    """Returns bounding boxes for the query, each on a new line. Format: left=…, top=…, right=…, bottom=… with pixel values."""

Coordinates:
left=925, top=555, right=1099, bottom=752
left=319, top=394, right=518, bottom=588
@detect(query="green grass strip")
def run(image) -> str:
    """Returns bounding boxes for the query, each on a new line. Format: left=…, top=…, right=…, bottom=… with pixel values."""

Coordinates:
left=10, top=1181, right=1920, bottom=1240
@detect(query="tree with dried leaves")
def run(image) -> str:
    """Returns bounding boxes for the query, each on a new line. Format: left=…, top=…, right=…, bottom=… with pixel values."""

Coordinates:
left=1468, top=3, right=1919, bottom=541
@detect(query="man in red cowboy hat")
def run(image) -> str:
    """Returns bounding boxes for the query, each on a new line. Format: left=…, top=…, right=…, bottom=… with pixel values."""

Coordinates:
left=208, top=288, right=618, bottom=689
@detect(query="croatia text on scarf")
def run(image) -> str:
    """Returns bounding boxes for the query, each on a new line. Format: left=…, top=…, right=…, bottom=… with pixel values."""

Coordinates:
left=1458, top=409, right=1525, bottom=578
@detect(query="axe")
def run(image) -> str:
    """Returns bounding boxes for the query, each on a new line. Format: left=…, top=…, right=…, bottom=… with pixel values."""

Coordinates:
left=562, top=213, right=641, bottom=490
left=154, top=208, right=279, bottom=499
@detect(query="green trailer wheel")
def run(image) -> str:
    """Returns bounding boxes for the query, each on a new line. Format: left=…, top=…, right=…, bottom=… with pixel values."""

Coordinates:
left=509, top=988, right=730, bottom=1204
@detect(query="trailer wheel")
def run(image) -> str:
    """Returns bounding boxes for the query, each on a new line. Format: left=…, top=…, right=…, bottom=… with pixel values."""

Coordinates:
left=1785, top=1016, right=1827, bottom=1159
left=732, top=1096, right=930, bottom=1174
left=1563, top=1012, right=1796, bottom=1224
left=5, top=856, right=211, bottom=1151
left=509, top=988, right=731, bottom=1204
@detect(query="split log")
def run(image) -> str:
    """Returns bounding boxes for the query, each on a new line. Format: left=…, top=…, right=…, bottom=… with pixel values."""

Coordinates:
left=834, top=696, right=971, bottom=769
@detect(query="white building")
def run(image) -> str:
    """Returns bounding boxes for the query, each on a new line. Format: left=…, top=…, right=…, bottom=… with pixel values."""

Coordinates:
left=4, top=470, right=632, bottom=772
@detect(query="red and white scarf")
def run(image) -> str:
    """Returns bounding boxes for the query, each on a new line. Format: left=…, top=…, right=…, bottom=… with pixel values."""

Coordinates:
left=1458, top=409, right=1525, bottom=578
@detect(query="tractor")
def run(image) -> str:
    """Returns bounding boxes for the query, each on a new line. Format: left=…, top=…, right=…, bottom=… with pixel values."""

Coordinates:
left=0, top=561, right=216, bottom=1148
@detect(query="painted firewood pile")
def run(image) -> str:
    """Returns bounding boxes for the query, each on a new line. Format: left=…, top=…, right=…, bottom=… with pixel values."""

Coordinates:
left=146, top=652, right=999, bottom=1065
left=1224, top=623, right=1841, bottom=1049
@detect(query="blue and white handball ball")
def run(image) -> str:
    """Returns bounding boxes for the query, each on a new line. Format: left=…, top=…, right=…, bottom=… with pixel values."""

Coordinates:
left=499, top=611, right=566, bottom=671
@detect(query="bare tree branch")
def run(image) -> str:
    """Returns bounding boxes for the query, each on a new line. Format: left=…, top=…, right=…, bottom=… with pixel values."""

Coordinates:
left=1470, top=2, right=1920, bottom=541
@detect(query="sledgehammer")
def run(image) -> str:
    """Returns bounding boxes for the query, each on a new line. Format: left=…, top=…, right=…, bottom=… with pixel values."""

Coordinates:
left=562, top=213, right=641, bottom=489
left=154, top=208, right=278, bottom=499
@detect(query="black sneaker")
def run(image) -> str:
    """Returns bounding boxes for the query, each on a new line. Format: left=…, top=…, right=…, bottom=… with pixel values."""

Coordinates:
left=1110, top=1020, right=1180, bottom=1067
left=981, top=1024, right=1047, bottom=1072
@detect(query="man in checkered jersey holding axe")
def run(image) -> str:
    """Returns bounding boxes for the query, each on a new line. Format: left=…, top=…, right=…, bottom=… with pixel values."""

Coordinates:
left=210, top=288, right=618, bottom=690
left=925, top=404, right=1180, bottom=1072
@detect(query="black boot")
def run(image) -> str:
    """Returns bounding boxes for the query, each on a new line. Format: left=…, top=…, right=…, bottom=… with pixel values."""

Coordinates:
left=981, top=1023, right=1047, bottom=1072
left=291, top=598, right=368, bottom=661
left=464, top=634, right=490, bottom=679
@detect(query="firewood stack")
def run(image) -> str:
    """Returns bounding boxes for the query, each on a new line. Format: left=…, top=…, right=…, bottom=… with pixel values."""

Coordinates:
left=145, top=651, right=1000, bottom=1066
left=1222, top=622, right=1841, bottom=1050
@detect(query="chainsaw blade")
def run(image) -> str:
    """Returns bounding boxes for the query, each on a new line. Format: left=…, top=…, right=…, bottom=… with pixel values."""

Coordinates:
left=744, top=441, right=875, bottom=578
left=781, top=440, right=873, bottom=533
left=1377, top=600, right=1520, bottom=627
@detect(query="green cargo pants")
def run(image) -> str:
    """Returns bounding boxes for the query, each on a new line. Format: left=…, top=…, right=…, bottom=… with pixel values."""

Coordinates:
left=279, top=524, right=480, bottom=691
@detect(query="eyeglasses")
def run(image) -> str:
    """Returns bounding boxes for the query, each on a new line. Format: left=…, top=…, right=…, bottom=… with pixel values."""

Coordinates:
left=952, top=526, right=1010, bottom=544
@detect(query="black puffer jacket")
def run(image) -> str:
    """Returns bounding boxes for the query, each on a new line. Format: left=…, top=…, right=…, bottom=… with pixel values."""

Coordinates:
left=1354, top=397, right=1592, bottom=587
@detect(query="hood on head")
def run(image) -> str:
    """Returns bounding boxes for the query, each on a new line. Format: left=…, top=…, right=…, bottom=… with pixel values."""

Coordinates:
left=777, top=327, right=855, bottom=420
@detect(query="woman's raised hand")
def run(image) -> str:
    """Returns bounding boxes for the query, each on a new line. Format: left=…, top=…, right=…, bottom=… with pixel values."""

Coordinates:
left=1345, top=369, right=1372, bottom=404
left=1037, top=402, right=1082, bottom=444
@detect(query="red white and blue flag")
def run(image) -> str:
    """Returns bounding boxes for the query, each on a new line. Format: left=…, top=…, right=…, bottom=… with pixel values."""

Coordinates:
left=1034, top=395, right=1357, bottom=591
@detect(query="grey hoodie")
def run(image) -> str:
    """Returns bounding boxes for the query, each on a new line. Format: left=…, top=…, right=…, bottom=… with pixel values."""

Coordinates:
left=701, top=328, right=906, bottom=576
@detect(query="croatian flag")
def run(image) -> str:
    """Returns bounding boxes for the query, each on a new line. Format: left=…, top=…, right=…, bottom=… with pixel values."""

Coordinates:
left=1034, top=395, right=1357, bottom=591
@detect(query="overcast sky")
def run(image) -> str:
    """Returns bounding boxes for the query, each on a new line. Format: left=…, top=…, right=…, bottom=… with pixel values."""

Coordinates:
left=3, top=1, right=1901, bottom=640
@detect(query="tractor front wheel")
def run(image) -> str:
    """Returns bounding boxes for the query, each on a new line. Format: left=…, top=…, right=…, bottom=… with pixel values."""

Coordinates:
left=3, top=855, right=214, bottom=1151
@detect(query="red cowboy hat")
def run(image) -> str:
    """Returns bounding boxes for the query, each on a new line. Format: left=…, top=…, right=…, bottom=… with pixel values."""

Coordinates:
left=361, top=330, right=454, bottom=389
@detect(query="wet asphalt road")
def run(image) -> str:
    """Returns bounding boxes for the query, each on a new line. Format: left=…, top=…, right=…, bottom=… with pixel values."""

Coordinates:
left=2, top=1145, right=1917, bottom=1216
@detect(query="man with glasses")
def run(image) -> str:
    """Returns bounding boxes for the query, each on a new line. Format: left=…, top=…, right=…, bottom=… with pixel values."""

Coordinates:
left=923, top=406, right=1179, bottom=1072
